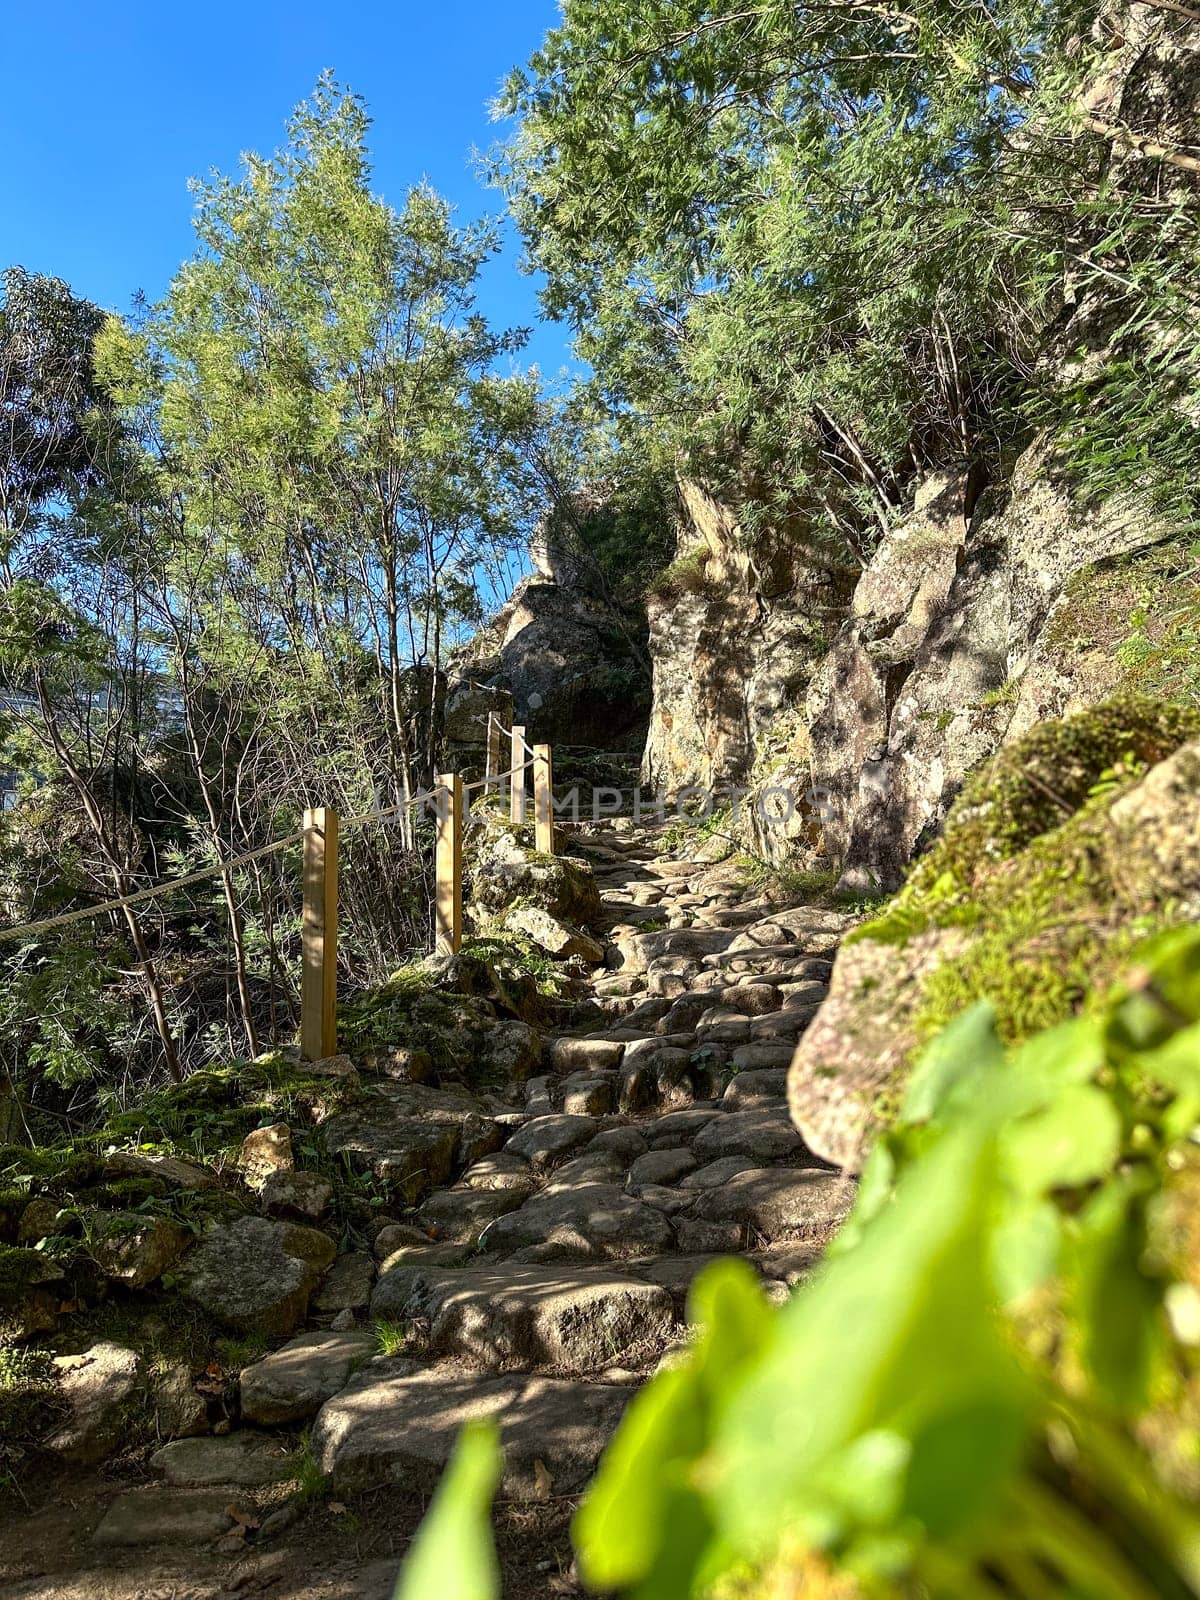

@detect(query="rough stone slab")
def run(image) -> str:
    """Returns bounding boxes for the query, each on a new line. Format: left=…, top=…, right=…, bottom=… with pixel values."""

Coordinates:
left=560, top=1072, right=616, bottom=1116
left=504, top=1114, right=599, bottom=1171
left=674, top=1168, right=856, bottom=1252
left=550, top=1037, right=626, bottom=1072
left=313, top=1251, right=375, bottom=1313
left=417, top=1185, right=530, bottom=1244
left=627, top=1148, right=697, bottom=1190
left=460, top=1151, right=533, bottom=1191
left=587, top=1126, right=649, bottom=1162
left=239, top=1329, right=376, bottom=1426
left=680, top=1155, right=759, bottom=1189
left=312, top=1365, right=630, bottom=1499
left=92, top=1488, right=234, bottom=1547
left=722, top=1069, right=788, bottom=1109
left=751, top=1010, right=817, bottom=1042
left=644, top=1107, right=717, bottom=1148
left=543, top=1150, right=627, bottom=1193
left=150, top=1431, right=295, bottom=1487
left=101, top=1151, right=217, bottom=1191
left=370, top=1261, right=675, bottom=1369
left=481, top=1182, right=675, bottom=1260
left=729, top=1043, right=800, bottom=1071
left=321, top=1083, right=494, bottom=1202
left=692, top=1106, right=805, bottom=1163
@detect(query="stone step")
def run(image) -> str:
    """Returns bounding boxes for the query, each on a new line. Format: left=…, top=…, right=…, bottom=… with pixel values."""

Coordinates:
left=312, top=1362, right=632, bottom=1500
left=480, top=1181, right=676, bottom=1260
left=672, top=1167, right=856, bottom=1253
left=370, top=1259, right=676, bottom=1370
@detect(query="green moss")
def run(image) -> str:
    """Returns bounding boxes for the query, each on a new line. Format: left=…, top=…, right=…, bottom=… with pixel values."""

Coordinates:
left=0, top=1245, right=48, bottom=1301
left=0, top=1346, right=63, bottom=1447
left=850, top=694, right=1200, bottom=1051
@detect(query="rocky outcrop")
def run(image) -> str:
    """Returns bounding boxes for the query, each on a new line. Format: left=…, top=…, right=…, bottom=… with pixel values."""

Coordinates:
left=449, top=522, right=652, bottom=760
left=789, top=701, right=1200, bottom=1169
left=804, top=453, right=1187, bottom=889
left=642, top=480, right=840, bottom=794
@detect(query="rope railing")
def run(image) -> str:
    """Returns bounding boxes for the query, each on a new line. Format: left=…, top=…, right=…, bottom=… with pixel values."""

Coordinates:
left=0, top=699, right=560, bottom=1069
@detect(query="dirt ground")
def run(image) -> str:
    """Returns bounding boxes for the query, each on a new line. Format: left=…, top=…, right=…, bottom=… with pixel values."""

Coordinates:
left=0, top=1463, right=577, bottom=1600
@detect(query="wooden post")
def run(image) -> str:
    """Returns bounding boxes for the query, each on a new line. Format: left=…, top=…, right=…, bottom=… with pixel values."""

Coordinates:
left=533, top=743, right=555, bottom=856
left=301, top=806, right=338, bottom=1062
left=485, top=713, right=503, bottom=796
left=435, top=772, right=463, bottom=955
left=510, top=724, right=527, bottom=825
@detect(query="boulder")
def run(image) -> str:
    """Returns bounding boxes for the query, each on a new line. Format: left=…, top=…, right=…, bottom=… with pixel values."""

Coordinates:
left=91, top=1215, right=190, bottom=1289
left=178, top=1215, right=334, bottom=1336
left=238, top=1122, right=293, bottom=1189
left=150, top=1363, right=208, bottom=1440
left=467, top=815, right=603, bottom=926
left=45, top=1342, right=141, bottom=1464
left=504, top=906, right=606, bottom=963
left=260, top=1168, right=334, bottom=1221
left=239, top=1329, right=376, bottom=1426
left=0, top=1246, right=63, bottom=1340
left=476, top=1021, right=542, bottom=1087
left=151, top=1431, right=295, bottom=1487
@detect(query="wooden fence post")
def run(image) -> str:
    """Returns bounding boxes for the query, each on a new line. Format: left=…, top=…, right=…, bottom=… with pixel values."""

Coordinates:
left=435, top=773, right=463, bottom=955
left=485, top=713, right=504, bottom=796
left=510, top=724, right=527, bottom=825
left=301, top=806, right=338, bottom=1062
left=533, top=743, right=555, bottom=856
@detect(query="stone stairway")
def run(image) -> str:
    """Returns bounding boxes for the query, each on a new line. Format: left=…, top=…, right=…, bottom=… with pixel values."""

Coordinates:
left=73, top=825, right=859, bottom=1584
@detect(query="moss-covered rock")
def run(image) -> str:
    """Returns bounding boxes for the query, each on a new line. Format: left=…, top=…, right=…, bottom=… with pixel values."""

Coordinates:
left=0, top=1245, right=64, bottom=1343
left=789, top=697, right=1200, bottom=1169
left=465, top=811, right=602, bottom=926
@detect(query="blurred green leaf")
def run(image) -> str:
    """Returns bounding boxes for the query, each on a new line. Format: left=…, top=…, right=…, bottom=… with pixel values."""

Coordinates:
left=393, top=1421, right=501, bottom=1600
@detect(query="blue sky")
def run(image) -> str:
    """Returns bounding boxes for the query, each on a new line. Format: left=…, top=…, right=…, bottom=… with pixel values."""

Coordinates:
left=0, top=0, right=573, bottom=375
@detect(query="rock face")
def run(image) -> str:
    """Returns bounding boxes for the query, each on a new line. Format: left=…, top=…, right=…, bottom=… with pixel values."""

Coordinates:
left=818, top=452, right=1172, bottom=888
left=178, top=1215, right=335, bottom=1335
left=642, top=479, right=839, bottom=794
left=448, top=508, right=652, bottom=759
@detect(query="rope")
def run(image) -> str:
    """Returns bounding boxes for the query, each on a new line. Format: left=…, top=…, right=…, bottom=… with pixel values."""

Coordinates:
left=0, top=754, right=541, bottom=944
left=0, top=829, right=307, bottom=944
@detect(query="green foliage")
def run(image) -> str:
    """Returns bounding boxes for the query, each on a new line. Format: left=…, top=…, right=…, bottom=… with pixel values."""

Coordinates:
left=412, top=932, right=1200, bottom=1597
left=496, top=0, right=1200, bottom=556
left=394, top=1421, right=502, bottom=1600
